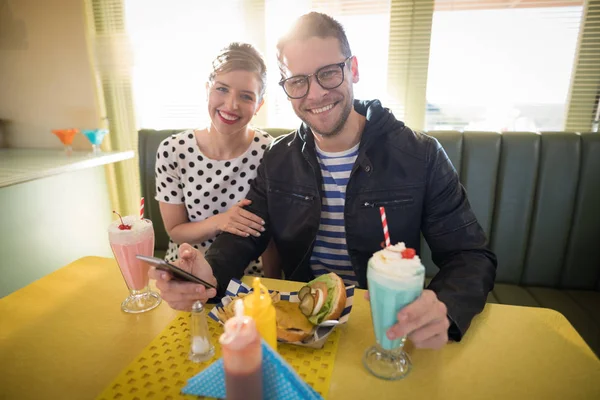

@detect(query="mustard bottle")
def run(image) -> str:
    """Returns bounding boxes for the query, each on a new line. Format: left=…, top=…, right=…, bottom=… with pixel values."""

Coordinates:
left=243, top=277, right=277, bottom=350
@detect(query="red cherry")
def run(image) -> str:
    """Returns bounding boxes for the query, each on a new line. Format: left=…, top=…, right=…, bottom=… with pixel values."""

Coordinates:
left=401, top=248, right=416, bottom=259
left=113, top=211, right=132, bottom=230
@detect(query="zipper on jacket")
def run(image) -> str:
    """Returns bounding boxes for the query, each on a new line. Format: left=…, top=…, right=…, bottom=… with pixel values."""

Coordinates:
left=361, top=198, right=413, bottom=208
left=269, top=188, right=314, bottom=202
left=285, top=143, right=320, bottom=279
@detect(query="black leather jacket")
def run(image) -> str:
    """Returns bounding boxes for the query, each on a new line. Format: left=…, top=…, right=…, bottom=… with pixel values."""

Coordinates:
left=206, top=99, right=497, bottom=340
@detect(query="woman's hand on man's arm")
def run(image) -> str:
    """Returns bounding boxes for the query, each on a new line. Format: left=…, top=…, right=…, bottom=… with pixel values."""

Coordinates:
left=159, top=199, right=265, bottom=244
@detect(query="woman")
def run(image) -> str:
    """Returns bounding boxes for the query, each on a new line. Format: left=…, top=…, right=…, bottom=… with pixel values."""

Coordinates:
left=154, top=42, right=279, bottom=278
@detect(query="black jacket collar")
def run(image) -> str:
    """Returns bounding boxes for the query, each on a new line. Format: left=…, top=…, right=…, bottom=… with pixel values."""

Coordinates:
left=296, top=99, right=404, bottom=153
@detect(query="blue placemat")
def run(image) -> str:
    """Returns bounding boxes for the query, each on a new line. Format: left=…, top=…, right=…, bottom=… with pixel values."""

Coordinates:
left=182, top=340, right=323, bottom=400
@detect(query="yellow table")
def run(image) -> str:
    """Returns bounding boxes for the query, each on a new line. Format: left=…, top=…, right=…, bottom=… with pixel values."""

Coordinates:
left=1, top=257, right=599, bottom=400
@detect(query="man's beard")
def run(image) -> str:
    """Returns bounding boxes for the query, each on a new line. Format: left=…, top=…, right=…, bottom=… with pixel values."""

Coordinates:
left=303, top=96, right=353, bottom=138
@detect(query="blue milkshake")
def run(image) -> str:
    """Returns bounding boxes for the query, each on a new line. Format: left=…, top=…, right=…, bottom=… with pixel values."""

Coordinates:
left=363, top=243, right=425, bottom=380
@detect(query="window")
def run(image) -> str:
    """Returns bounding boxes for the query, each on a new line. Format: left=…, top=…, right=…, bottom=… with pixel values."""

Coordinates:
left=124, top=0, right=391, bottom=130
left=426, top=1, right=583, bottom=131
left=124, top=0, right=585, bottom=133
left=124, top=0, right=248, bottom=129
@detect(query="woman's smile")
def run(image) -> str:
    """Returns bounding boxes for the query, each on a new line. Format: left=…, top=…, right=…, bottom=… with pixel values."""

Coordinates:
left=217, top=110, right=241, bottom=125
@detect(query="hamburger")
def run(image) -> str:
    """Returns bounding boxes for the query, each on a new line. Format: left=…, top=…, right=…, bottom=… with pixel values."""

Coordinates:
left=215, top=272, right=347, bottom=342
left=275, top=273, right=347, bottom=342
left=274, top=300, right=316, bottom=342
left=297, top=272, right=347, bottom=325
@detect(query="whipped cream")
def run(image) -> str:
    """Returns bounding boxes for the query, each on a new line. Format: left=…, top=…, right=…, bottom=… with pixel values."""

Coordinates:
left=369, top=242, right=424, bottom=279
left=108, top=216, right=154, bottom=245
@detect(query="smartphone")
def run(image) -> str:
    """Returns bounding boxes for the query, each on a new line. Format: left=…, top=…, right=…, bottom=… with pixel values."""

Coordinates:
left=136, top=255, right=216, bottom=289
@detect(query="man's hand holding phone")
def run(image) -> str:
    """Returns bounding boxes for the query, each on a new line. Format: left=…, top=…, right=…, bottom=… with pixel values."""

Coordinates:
left=148, top=243, right=218, bottom=310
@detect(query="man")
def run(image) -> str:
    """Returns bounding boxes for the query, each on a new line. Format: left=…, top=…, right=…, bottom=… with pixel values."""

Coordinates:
left=151, top=12, right=496, bottom=350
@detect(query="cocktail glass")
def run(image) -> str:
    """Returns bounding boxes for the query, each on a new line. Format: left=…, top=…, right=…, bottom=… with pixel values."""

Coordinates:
left=363, top=253, right=425, bottom=380
left=82, top=129, right=108, bottom=155
left=51, top=129, right=79, bottom=155
left=108, top=214, right=162, bottom=313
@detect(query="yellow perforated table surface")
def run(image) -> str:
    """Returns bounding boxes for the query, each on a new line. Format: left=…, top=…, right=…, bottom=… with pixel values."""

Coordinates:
left=95, top=313, right=340, bottom=399
left=1, top=256, right=600, bottom=400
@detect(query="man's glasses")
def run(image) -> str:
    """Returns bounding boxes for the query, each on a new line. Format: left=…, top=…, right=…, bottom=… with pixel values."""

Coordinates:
left=279, top=56, right=353, bottom=99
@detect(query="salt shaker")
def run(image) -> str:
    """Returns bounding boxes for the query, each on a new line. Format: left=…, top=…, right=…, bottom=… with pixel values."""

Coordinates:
left=189, top=300, right=215, bottom=362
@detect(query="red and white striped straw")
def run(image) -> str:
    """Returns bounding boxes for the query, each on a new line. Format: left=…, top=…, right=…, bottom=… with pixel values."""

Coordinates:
left=140, top=197, right=145, bottom=219
left=379, top=206, right=391, bottom=247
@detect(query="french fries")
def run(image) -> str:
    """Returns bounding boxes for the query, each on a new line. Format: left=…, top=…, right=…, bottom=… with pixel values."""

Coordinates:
left=214, top=290, right=281, bottom=323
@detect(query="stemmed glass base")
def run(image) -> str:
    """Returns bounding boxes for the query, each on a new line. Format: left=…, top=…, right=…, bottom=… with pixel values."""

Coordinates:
left=121, top=288, right=162, bottom=313
left=363, top=343, right=412, bottom=380
left=82, top=129, right=108, bottom=156
left=90, top=144, right=102, bottom=156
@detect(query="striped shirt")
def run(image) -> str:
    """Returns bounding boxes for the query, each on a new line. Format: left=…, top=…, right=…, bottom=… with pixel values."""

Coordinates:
left=310, top=143, right=360, bottom=286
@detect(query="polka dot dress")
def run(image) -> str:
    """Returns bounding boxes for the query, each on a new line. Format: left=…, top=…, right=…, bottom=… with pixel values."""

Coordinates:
left=154, top=129, right=272, bottom=276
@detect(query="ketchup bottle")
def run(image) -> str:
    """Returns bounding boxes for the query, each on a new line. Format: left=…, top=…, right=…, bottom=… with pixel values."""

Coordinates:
left=219, top=299, right=263, bottom=400
left=243, top=277, right=278, bottom=351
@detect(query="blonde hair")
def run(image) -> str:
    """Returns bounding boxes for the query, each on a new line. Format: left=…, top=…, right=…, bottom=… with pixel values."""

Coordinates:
left=208, top=42, right=267, bottom=100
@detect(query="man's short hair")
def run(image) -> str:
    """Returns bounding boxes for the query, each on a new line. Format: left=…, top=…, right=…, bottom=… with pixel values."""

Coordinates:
left=276, top=12, right=352, bottom=76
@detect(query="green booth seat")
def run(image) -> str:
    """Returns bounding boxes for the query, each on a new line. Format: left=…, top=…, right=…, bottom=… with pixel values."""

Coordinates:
left=140, top=128, right=600, bottom=356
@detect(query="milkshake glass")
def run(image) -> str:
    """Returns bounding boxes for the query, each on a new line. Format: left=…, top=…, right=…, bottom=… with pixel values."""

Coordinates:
left=363, top=243, right=425, bottom=380
left=108, top=215, right=161, bottom=313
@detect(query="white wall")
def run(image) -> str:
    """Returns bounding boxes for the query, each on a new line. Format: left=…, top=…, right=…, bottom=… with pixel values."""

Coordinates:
left=0, top=0, right=100, bottom=149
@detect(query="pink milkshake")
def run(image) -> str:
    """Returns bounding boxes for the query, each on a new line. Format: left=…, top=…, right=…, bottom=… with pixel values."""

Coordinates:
left=108, top=214, right=161, bottom=313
